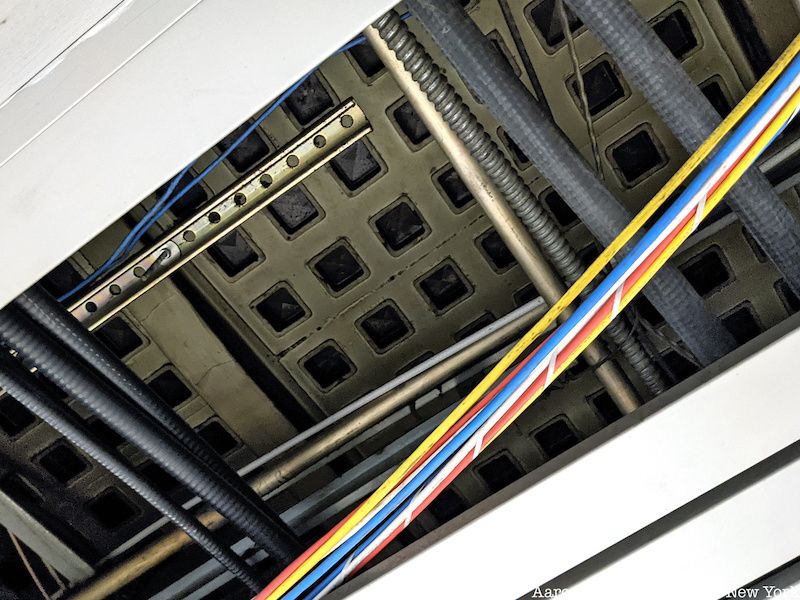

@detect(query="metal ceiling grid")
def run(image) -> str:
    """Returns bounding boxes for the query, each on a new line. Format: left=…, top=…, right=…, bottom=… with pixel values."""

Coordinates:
left=4, top=1, right=800, bottom=595
left=168, top=0, right=798, bottom=425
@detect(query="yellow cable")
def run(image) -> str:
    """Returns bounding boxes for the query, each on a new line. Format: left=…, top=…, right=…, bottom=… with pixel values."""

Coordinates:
left=487, top=84, right=800, bottom=449
left=267, top=34, right=800, bottom=600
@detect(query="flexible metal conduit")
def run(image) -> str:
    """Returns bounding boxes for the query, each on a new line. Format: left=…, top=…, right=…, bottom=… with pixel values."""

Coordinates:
left=365, top=21, right=662, bottom=399
left=69, top=299, right=547, bottom=600
left=16, top=285, right=280, bottom=529
left=565, top=0, right=800, bottom=297
left=0, top=350, right=262, bottom=593
left=400, top=0, right=737, bottom=366
left=0, top=305, right=302, bottom=568
left=55, top=111, right=800, bottom=600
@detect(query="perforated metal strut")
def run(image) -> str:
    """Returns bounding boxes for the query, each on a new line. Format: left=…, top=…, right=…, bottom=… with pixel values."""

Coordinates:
left=68, top=101, right=370, bottom=331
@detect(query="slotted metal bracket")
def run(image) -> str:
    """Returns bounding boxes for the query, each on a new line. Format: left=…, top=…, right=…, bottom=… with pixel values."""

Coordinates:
left=70, top=99, right=371, bottom=329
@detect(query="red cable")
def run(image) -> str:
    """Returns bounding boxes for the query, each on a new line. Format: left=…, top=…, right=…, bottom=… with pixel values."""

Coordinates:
left=350, top=207, right=696, bottom=572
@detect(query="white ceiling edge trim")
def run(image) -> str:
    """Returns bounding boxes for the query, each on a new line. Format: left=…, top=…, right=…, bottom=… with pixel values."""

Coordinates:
left=0, top=0, right=128, bottom=106
left=0, top=0, right=204, bottom=160
left=334, top=317, right=800, bottom=600
left=0, top=0, right=395, bottom=309
left=557, top=447, right=800, bottom=600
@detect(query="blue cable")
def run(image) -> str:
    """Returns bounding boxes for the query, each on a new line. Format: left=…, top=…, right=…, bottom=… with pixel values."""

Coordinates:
left=57, top=74, right=309, bottom=303
left=307, top=467, right=438, bottom=599
left=58, top=13, right=411, bottom=303
left=118, top=164, right=194, bottom=257
left=281, top=51, right=800, bottom=600
left=57, top=164, right=193, bottom=302
left=305, top=489, right=423, bottom=599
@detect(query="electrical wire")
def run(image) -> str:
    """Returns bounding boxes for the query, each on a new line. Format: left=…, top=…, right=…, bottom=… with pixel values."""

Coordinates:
left=258, top=33, right=800, bottom=600
left=56, top=76, right=304, bottom=302
left=333, top=62, right=800, bottom=599
left=328, top=69, right=800, bottom=598
left=254, top=348, right=541, bottom=600
left=284, top=72, right=800, bottom=600
left=41, top=8, right=799, bottom=596
left=558, top=0, right=603, bottom=179
left=57, top=13, right=411, bottom=304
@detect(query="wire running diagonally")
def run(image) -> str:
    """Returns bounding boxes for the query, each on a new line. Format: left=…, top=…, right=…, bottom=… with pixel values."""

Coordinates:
left=57, top=14, right=411, bottom=303
left=257, top=32, right=800, bottom=600
left=284, top=69, right=800, bottom=600
left=316, top=79, right=800, bottom=595
left=557, top=0, right=603, bottom=178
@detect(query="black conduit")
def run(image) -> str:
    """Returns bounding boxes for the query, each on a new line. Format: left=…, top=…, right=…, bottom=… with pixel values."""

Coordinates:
left=402, top=0, right=737, bottom=366
left=0, top=304, right=301, bottom=566
left=372, top=10, right=665, bottom=395
left=565, top=0, right=800, bottom=297
left=0, top=349, right=262, bottom=593
left=16, top=285, right=286, bottom=535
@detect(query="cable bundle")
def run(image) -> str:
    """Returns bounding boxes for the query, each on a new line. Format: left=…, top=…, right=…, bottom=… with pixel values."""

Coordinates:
left=256, top=34, right=800, bottom=600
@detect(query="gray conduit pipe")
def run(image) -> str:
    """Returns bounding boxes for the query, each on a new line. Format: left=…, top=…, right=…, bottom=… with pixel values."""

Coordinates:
left=67, top=298, right=550, bottom=600
left=366, top=20, right=663, bottom=399
left=400, top=0, right=737, bottom=366
left=0, top=349, right=262, bottom=593
left=15, top=285, right=282, bottom=537
left=0, top=305, right=302, bottom=567
left=565, top=0, right=800, bottom=298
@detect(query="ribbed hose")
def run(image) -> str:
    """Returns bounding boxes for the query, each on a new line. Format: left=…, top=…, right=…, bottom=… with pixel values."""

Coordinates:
left=373, top=11, right=659, bottom=393
left=604, top=314, right=663, bottom=393
left=0, top=350, right=262, bottom=593
left=565, top=0, right=800, bottom=297
left=16, top=285, right=282, bottom=534
left=0, top=305, right=301, bottom=566
left=397, top=1, right=737, bottom=366
left=375, top=10, right=665, bottom=394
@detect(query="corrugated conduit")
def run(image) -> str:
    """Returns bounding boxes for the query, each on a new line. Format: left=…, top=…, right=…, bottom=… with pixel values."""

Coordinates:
left=376, top=6, right=733, bottom=375
left=565, top=0, right=800, bottom=298
left=397, top=0, right=737, bottom=366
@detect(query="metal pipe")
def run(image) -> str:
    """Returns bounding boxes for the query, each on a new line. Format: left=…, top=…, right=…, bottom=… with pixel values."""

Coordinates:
left=365, top=27, right=558, bottom=308
left=0, top=305, right=301, bottom=570
left=366, top=17, right=661, bottom=402
left=0, top=349, right=262, bottom=593
left=401, top=0, right=736, bottom=367
left=68, top=299, right=548, bottom=599
left=564, top=0, right=800, bottom=297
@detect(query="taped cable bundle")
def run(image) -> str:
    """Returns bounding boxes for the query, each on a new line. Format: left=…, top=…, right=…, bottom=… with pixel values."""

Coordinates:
left=257, top=32, right=800, bottom=600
